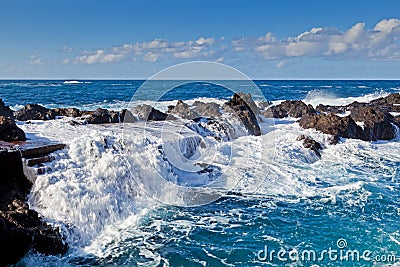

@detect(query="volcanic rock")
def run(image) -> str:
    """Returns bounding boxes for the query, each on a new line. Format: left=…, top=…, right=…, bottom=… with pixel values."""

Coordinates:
left=0, top=116, right=26, bottom=141
left=0, top=99, right=14, bottom=118
left=14, top=104, right=57, bottom=121
left=264, top=100, right=316, bottom=118
left=298, top=113, right=365, bottom=143
left=223, top=93, right=261, bottom=136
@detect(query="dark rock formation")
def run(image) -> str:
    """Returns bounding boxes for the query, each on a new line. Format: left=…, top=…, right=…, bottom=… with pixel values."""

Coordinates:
left=223, top=93, right=261, bottom=136
left=370, top=93, right=400, bottom=106
left=0, top=148, right=67, bottom=266
left=315, top=104, right=345, bottom=114
left=132, top=104, right=169, bottom=121
left=168, top=100, right=199, bottom=120
left=264, top=100, right=316, bottom=118
left=350, top=106, right=397, bottom=141
left=85, top=108, right=123, bottom=124
left=298, top=113, right=365, bottom=143
left=53, top=107, right=82, bottom=118
left=297, top=134, right=323, bottom=157
left=0, top=116, right=26, bottom=141
left=0, top=99, right=14, bottom=118
left=14, top=104, right=57, bottom=121
left=192, top=101, right=221, bottom=118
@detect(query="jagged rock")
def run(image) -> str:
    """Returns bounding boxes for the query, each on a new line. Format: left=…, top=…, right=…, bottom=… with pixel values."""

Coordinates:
left=264, top=100, right=316, bottom=118
left=192, top=101, right=221, bottom=117
left=14, top=104, right=57, bottom=121
left=0, top=116, right=26, bottom=141
left=53, top=107, right=82, bottom=117
left=370, top=93, right=400, bottom=106
left=316, top=104, right=346, bottom=114
left=186, top=117, right=232, bottom=141
left=132, top=104, right=169, bottom=121
left=350, top=106, right=396, bottom=141
left=298, top=113, right=365, bottom=142
left=0, top=99, right=14, bottom=118
left=0, top=148, right=67, bottom=265
left=297, top=134, right=323, bottom=157
left=85, top=108, right=123, bottom=124
left=168, top=100, right=200, bottom=120
left=223, top=93, right=261, bottom=136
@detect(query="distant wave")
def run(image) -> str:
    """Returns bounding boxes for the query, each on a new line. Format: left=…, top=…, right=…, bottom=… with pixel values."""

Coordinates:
left=303, top=89, right=389, bottom=107
left=63, top=80, right=82, bottom=84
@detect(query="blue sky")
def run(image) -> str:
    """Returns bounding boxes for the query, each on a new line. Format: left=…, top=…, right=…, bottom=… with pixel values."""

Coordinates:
left=1, top=0, right=400, bottom=79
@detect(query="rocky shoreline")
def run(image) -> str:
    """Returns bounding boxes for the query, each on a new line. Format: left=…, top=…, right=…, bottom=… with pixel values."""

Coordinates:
left=0, top=92, right=399, bottom=265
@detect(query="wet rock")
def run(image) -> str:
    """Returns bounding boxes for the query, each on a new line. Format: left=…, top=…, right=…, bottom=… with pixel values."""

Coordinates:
left=223, top=93, right=261, bottom=136
left=14, top=104, right=57, bottom=121
left=186, top=117, right=232, bottom=141
left=298, top=113, right=365, bottom=142
left=0, top=148, right=68, bottom=265
left=350, top=106, right=396, bottom=141
left=297, top=134, right=323, bottom=157
left=132, top=104, right=169, bottom=121
left=315, top=104, right=346, bottom=114
left=0, top=116, right=26, bottom=141
left=20, top=143, right=66, bottom=158
left=264, top=100, right=316, bottom=118
left=53, top=107, right=82, bottom=117
left=369, top=93, right=400, bottom=106
left=0, top=99, right=14, bottom=118
left=192, top=101, right=222, bottom=118
left=85, top=108, right=124, bottom=124
left=168, top=100, right=200, bottom=120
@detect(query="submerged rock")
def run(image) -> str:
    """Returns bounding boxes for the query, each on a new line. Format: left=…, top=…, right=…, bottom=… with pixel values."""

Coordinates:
left=264, top=100, right=316, bottom=118
left=0, top=148, right=67, bottom=265
left=0, top=116, right=26, bottom=141
left=297, top=134, right=323, bottom=157
left=186, top=117, right=232, bottom=141
left=223, top=93, right=261, bottom=136
left=14, top=104, right=57, bottom=121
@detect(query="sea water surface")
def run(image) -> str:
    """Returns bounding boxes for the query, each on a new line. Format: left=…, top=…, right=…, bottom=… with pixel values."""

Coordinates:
left=1, top=80, right=399, bottom=266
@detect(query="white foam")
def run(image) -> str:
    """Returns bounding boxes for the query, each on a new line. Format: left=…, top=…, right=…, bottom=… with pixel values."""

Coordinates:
left=303, top=89, right=390, bottom=107
left=18, top=108, right=400, bottom=260
left=63, top=80, right=82, bottom=84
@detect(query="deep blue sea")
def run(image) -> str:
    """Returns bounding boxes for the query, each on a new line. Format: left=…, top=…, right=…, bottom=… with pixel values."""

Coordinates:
left=1, top=80, right=399, bottom=266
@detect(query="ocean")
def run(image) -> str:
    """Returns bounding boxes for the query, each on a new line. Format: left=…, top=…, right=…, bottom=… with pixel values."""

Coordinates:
left=2, top=80, right=399, bottom=266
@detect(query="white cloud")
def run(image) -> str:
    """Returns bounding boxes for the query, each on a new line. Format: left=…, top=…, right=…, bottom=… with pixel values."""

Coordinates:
left=74, top=37, right=219, bottom=64
left=29, top=54, right=43, bottom=65
left=233, top=18, right=400, bottom=61
left=67, top=18, right=400, bottom=65
left=76, top=49, right=125, bottom=64
left=142, top=52, right=160, bottom=62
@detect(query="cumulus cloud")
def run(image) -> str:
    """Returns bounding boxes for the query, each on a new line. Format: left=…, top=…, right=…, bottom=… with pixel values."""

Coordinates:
left=234, top=18, right=400, bottom=61
left=75, top=37, right=219, bottom=64
left=69, top=18, right=400, bottom=65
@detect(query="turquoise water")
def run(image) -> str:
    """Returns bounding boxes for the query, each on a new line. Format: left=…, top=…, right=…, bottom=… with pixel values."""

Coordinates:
left=6, top=80, right=399, bottom=266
